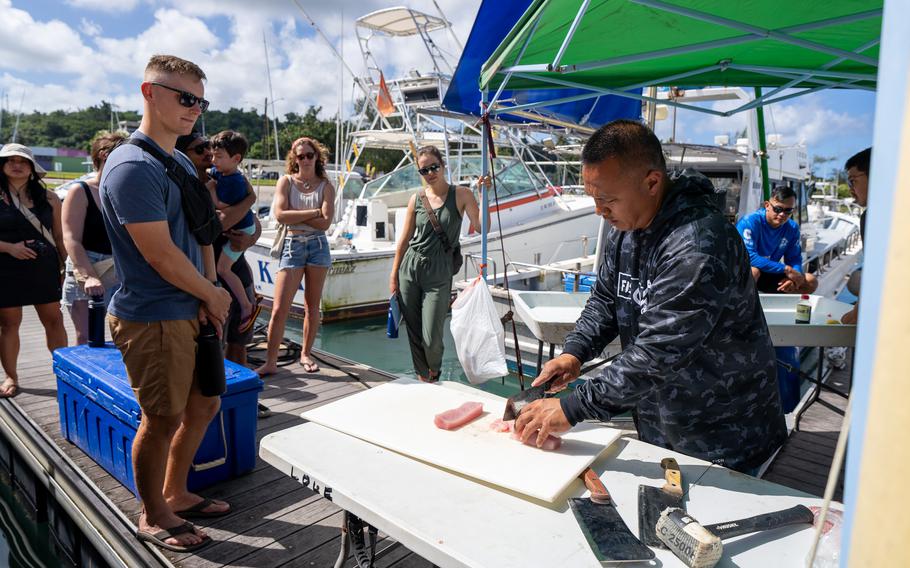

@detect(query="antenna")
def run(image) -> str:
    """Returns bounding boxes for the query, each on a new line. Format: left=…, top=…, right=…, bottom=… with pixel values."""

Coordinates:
left=263, top=31, right=281, bottom=160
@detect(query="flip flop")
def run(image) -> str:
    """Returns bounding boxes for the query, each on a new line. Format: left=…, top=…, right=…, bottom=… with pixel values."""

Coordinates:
left=0, top=380, right=19, bottom=399
left=301, top=361, right=320, bottom=373
left=136, top=522, right=211, bottom=553
left=174, top=497, right=231, bottom=519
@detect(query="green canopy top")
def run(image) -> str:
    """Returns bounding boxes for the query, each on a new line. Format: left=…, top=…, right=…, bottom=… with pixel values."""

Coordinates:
left=480, top=0, right=880, bottom=116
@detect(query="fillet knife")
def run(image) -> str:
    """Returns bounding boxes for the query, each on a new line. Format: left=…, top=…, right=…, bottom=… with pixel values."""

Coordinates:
left=502, top=378, right=556, bottom=421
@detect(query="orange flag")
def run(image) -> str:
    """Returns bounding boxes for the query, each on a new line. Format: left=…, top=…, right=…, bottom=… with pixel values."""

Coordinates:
left=377, top=72, right=394, bottom=117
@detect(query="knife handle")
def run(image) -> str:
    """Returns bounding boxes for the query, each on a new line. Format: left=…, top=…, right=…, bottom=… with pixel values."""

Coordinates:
left=581, top=468, right=612, bottom=504
left=661, top=457, right=683, bottom=498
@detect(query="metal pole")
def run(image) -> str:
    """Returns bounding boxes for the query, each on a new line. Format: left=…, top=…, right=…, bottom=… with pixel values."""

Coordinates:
left=263, top=33, right=281, bottom=161
left=754, top=87, right=771, bottom=201
left=480, top=90, right=490, bottom=281
left=646, top=86, right=658, bottom=128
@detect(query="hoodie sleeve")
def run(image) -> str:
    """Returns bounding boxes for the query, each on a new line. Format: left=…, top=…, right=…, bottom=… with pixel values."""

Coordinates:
left=561, top=236, right=620, bottom=364
left=737, top=214, right=786, bottom=274
left=560, top=249, right=731, bottom=425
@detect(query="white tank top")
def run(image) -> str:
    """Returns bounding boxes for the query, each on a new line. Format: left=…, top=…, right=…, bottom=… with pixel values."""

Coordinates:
left=286, top=176, right=327, bottom=234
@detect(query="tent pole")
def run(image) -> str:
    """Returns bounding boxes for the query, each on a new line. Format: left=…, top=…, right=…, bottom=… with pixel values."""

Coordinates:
left=754, top=87, right=771, bottom=201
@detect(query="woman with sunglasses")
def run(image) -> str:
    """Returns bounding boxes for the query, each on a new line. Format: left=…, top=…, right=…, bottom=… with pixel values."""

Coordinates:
left=0, top=143, right=68, bottom=398
left=255, top=137, right=334, bottom=376
left=61, top=132, right=126, bottom=345
left=389, top=146, right=487, bottom=382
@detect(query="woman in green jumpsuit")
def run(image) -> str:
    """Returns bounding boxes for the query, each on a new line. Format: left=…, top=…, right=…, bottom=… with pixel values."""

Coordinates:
left=389, top=146, right=487, bottom=382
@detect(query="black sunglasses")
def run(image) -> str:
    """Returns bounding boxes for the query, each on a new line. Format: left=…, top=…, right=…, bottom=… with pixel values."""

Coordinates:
left=189, top=140, right=211, bottom=155
left=418, top=163, right=442, bottom=176
left=770, top=205, right=795, bottom=215
left=296, top=151, right=316, bottom=161
left=150, top=82, right=210, bottom=112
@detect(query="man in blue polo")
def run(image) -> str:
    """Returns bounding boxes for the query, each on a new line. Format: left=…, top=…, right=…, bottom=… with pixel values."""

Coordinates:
left=736, top=185, right=817, bottom=294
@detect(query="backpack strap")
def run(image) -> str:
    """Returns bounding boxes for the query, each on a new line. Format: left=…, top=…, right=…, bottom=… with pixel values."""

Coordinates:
left=417, top=189, right=453, bottom=252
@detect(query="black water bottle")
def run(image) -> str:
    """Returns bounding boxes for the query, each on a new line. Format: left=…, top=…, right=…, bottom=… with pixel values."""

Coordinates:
left=196, top=322, right=226, bottom=397
left=88, top=295, right=106, bottom=348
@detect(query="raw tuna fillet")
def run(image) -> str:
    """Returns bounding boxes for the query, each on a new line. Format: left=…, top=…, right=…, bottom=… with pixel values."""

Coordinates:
left=489, top=419, right=513, bottom=432
left=511, top=429, right=562, bottom=451
left=434, top=402, right=484, bottom=430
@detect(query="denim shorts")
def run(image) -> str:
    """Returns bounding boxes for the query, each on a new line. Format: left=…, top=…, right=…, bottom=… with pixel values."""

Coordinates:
left=279, top=233, right=331, bottom=270
left=62, top=251, right=119, bottom=307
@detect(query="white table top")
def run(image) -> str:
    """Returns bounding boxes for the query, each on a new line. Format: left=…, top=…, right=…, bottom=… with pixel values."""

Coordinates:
left=260, top=423, right=836, bottom=568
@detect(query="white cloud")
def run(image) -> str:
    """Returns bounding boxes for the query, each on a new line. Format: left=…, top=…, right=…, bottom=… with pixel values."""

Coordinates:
left=65, top=0, right=140, bottom=13
left=0, top=0, right=477, bottom=117
left=80, top=17, right=102, bottom=37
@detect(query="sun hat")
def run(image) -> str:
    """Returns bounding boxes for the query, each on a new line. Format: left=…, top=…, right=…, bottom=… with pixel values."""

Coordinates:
left=0, top=143, right=47, bottom=178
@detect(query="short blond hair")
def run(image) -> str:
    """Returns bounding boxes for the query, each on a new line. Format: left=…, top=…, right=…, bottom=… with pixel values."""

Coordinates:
left=144, top=54, right=206, bottom=81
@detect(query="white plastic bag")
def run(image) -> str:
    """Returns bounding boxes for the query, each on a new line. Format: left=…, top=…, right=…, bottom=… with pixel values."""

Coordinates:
left=449, top=277, right=508, bottom=384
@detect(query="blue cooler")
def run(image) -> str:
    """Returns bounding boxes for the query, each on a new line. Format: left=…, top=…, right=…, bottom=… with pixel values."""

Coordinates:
left=53, top=344, right=263, bottom=496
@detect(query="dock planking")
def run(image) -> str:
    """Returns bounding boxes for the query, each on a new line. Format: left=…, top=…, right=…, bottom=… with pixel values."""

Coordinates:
left=5, top=303, right=849, bottom=567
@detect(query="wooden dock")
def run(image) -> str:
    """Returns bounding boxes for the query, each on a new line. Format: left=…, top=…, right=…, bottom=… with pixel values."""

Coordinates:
left=2, top=303, right=851, bottom=567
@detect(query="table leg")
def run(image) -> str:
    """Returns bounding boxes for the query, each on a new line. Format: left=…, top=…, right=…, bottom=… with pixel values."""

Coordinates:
left=335, top=510, right=352, bottom=568
left=795, top=347, right=825, bottom=431
left=536, top=340, right=544, bottom=375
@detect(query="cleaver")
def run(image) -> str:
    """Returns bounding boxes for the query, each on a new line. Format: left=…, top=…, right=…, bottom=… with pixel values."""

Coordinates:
left=638, top=457, right=684, bottom=547
left=570, top=468, right=655, bottom=564
left=502, top=378, right=556, bottom=421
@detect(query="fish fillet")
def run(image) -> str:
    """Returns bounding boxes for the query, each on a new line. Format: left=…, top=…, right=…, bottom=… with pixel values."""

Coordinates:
left=434, top=402, right=484, bottom=430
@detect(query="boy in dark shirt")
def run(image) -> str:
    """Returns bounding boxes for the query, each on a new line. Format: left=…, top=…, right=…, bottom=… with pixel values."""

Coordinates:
left=208, top=130, right=256, bottom=329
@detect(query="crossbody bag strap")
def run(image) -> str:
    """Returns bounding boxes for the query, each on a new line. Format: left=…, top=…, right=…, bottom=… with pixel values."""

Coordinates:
left=417, top=189, right=452, bottom=252
left=9, top=191, right=56, bottom=245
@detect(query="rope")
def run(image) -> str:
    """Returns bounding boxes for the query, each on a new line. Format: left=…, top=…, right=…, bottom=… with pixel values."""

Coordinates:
left=481, top=108, right=526, bottom=390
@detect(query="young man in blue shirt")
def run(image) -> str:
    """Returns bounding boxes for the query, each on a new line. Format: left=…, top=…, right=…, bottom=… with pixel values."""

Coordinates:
left=736, top=185, right=817, bottom=294
left=100, top=55, right=232, bottom=552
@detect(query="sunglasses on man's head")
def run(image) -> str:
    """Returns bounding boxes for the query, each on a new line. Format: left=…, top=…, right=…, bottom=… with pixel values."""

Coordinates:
left=296, top=151, right=316, bottom=161
left=189, top=140, right=211, bottom=155
left=770, top=205, right=795, bottom=215
left=150, top=82, right=210, bottom=112
left=418, top=163, right=442, bottom=176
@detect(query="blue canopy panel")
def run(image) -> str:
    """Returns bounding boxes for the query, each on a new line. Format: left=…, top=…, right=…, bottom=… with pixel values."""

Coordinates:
left=442, top=0, right=641, bottom=127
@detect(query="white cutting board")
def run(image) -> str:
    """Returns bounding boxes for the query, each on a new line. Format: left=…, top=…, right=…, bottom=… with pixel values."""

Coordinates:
left=301, top=378, right=621, bottom=503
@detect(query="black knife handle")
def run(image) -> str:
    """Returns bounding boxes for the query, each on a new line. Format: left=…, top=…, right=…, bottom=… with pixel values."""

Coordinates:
left=704, top=505, right=815, bottom=540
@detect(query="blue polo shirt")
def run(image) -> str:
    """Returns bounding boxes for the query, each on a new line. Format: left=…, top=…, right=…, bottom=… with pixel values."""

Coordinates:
left=99, top=131, right=205, bottom=321
left=736, top=208, right=803, bottom=274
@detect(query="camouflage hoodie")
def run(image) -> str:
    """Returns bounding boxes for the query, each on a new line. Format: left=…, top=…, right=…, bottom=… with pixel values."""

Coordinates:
left=560, top=170, right=787, bottom=472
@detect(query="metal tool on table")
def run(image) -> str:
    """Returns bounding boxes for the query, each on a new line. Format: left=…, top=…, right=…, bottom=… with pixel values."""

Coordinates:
left=638, top=457, right=684, bottom=547
left=502, top=377, right=556, bottom=421
left=569, top=467, right=655, bottom=564
left=656, top=504, right=816, bottom=568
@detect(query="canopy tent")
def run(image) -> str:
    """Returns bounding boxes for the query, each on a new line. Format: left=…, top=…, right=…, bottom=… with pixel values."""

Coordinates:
left=479, top=0, right=881, bottom=117
left=442, top=0, right=641, bottom=128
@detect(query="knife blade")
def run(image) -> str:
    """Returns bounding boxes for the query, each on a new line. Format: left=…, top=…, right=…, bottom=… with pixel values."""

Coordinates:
left=638, top=457, right=684, bottom=547
left=570, top=467, right=655, bottom=564
left=502, top=377, right=556, bottom=421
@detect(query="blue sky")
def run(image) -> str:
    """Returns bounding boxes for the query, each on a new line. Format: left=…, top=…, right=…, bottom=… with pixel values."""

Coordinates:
left=0, top=0, right=877, bottom=171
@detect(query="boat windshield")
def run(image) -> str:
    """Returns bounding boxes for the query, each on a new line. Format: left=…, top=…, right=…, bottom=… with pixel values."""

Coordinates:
left=363, top=156, right=545, bottom=200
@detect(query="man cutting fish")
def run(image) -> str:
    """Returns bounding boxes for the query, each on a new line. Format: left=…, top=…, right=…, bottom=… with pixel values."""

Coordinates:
left=514, top=120, right=787, bottom=474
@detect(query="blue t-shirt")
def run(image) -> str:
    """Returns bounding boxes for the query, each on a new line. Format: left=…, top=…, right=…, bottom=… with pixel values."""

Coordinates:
left=211, top=170, right=254, bottom=230
left=735, top=209, right=803, bottom=274
left=99, top=131, right=205, bottom=321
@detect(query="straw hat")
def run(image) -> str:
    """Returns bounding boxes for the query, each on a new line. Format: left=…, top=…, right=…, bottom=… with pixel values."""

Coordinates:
left=0, top=143, right=47, bottom=178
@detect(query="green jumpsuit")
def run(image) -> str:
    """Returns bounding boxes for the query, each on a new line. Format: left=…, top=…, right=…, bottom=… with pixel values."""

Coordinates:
left=398, top=186, right=462, bottom=379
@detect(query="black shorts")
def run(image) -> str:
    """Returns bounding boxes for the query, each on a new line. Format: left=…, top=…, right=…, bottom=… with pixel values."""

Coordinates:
left=221, top=253, right=256, bottom=346
left=755, top=271, right=786, bottom=294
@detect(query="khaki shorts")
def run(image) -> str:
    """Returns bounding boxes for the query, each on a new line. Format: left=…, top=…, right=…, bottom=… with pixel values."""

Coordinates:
left=109, top=315, right=199, bottom=417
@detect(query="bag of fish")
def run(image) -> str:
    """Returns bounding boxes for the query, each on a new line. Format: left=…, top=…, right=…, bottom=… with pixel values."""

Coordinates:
left=450, top=277, right=508, bottom=384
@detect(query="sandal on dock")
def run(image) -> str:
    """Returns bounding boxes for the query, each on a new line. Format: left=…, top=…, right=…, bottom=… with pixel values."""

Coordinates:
left=174, top=497, right=232, bottom=519
left=136, top=522, right=211, bottom=553
left=237, top=297, right=263, bottom=334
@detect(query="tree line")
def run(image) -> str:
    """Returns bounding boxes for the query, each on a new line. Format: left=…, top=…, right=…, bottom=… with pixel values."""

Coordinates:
left=0, top=101, right=401, bottom=173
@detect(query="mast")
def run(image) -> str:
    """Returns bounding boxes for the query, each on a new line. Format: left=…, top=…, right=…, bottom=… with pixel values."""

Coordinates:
left=263, top=32, right=281, bottom=161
